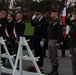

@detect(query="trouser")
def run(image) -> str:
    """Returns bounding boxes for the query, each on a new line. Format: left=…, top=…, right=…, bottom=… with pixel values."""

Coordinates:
left=71, top=47, right=76, bottom=75
left=6, top=41, right=13, bottom=55
left=5, top=41, right=13, bottom=65
left=10, top=44, right=19, bottom=65
left=43, top=41, right=48, bottom=57
left=34, top=41, right=44, bottom=67
left=12, top=44, right=18, bottom=55
left=48, top=40, right=59, bottom=71
left=1, top=40, right=13, bottom=64
left=61, top=39, right=66, bottom=56
left=1, top=45, right=6, bottom=63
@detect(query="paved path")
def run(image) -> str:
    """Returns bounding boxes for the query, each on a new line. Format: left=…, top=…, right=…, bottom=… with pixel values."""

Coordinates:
left=1, top=50, right=73, bottom=75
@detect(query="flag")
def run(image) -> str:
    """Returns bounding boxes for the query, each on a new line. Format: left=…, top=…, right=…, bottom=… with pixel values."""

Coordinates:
left=62, top=7, right=66, bottom=26
left=62, top=0, right=67, bottom=39
left=61, top=0, right=68, bottom=26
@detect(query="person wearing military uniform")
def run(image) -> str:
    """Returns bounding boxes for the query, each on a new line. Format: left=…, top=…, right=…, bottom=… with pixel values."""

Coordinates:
left=48, top=9, right=63, bottom=75
left=66, top=12, right=76, bottom=75
left=29, top=12, right=47, bottom=71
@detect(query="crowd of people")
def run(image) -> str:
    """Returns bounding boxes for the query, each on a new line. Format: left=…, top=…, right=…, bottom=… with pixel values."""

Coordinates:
left=29, top=9, right=76, bottom=75
left=0, top=11, right=25, bottom=68
left=1, top=9, right=76, bottom=75
left=29, top=9, right=62, bottom=75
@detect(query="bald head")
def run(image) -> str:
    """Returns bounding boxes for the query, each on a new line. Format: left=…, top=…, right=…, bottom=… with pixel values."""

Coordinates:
left=16, top=13, right=23, bottom=21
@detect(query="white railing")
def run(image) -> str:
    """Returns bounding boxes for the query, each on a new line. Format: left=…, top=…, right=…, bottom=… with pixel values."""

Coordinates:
left=0, top=37, right=44, bottom=75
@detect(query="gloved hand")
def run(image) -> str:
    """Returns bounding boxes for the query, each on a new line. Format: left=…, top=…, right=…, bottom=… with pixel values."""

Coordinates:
left=40, top=41, right=44, bottom=47
left=32, top=14, right=36, bottom=20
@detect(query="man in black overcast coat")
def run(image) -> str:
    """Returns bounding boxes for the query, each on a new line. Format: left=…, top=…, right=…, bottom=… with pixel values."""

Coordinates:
left=29, top=12, right=47, bottom=71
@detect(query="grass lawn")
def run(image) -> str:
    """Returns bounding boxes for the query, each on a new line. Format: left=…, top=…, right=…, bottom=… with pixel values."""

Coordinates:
left=24, top=23, right=34, bottom=36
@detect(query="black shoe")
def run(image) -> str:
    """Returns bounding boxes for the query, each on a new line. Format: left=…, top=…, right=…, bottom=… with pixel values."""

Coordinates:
left=53, top=66, right=59, bottom=75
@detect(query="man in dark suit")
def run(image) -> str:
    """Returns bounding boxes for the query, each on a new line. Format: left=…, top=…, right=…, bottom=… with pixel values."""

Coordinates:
left=0, top=11, right=7, bottom=65
left=12, top=13, right=25, bottom=58
left=0, top=11, right=7, bottom=38
left=28, top=12, right=47, bottom=71
left=5, top=14, right=15, bottom=55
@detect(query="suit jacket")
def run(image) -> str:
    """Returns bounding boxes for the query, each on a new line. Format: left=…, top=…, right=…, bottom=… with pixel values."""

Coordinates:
left=5, top=20, right=15, bottom=43
left=0, top=18, right=7, bottom=38
left=12, top=20, right=25, bottom=44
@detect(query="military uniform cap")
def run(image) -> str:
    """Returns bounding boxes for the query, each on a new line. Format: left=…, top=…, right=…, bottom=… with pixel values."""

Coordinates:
left=51, top=9, right=58, bottom=12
